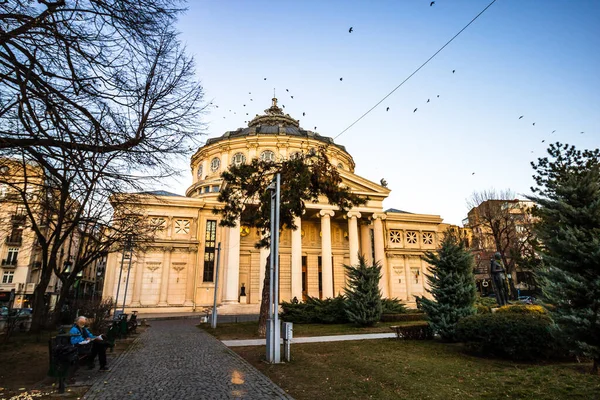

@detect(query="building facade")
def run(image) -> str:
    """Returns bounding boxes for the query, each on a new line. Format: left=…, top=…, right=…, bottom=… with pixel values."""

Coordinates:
left=103, top=99, right=457, bottom=312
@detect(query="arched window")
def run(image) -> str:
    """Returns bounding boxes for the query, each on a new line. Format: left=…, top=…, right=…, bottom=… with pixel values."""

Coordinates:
left=210, top=157, right=220, bottom=172
left=231, top=152, right=246, bottom=167
left=260, top=150, right=276, bottom=162
left=197, top=164, right=203, bottom=178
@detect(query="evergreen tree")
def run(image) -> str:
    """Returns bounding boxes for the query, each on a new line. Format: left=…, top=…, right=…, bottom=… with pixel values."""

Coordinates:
left=344, top=255, right=383, bottom=327
left=420, top=230, right=476, bottom=341
left=528, top=143, right=600, bottom=374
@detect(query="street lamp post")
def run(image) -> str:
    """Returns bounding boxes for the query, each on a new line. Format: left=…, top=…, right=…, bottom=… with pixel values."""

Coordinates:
left=266, top=173, right=281, bottom=363
left=113, top=235, right=133, bottom=318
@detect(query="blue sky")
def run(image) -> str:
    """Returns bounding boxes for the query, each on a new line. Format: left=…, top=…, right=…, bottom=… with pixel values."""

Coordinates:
left=170, top=0, right=599, bottom=225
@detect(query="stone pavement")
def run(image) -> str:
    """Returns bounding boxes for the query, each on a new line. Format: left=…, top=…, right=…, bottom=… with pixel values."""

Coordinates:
left=82, top=319, right=293, bottom=400
left=222, top=332, right=396, bottom=347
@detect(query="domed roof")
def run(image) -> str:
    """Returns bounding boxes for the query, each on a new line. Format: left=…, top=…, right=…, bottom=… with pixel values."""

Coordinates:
left=205, top=98, right=347, bottom=152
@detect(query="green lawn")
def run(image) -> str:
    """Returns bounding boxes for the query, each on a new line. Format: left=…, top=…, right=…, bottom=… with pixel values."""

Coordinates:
left=234, top=339, right=600, bottom=400
left=201, top=320, right=425, bottom=340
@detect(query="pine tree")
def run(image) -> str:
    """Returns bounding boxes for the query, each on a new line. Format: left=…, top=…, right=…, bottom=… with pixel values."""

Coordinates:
left=528, top=143, right=600, bottom=374
left=420, top=230, right=476, bottom=342
left=344, top=255, right=383, bottom=327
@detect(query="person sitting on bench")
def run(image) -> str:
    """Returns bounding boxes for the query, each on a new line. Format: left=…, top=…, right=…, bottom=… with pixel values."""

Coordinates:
left=70, top=316, right=109, bottom=371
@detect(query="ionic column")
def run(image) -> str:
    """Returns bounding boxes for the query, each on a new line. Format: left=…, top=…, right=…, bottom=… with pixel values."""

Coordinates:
left=404, top=256, right=412, bottom=302
left=360, top=223, right=373, bottom=265
left=223, top=220, right=241, bottom=304
left=320, top=210, right=335, bottom=298
left=347, top=211, right=361, bottom=267
left=130, top=252, right=145, bottom=306
left=291, top=216, right=303, bottom=300
left=158, top=247, right=173, bottom=306
left=184, top=246, right=198, bottom=306
left=372, top=213, right=389, bottom=298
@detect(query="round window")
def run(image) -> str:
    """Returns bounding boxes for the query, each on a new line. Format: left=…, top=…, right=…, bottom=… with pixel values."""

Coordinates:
left=231, top=152, right=246, bottom=167
left=210, top=157, right=220, bottom=172
left=260, top=150, right=275, bottom=162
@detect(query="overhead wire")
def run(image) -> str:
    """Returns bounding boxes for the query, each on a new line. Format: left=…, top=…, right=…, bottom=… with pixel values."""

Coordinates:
left=334, top=0, right=498, bottom=140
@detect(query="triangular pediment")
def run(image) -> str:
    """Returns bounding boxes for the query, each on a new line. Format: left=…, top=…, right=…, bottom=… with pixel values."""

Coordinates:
left=339, top=170, right=391, bottom=199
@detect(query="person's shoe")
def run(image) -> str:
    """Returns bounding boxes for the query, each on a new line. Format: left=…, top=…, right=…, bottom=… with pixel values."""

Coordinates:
left=99, top=366, right=109, bottom=371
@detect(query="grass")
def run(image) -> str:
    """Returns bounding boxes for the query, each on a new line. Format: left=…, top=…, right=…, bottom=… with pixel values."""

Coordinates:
left=201, top=320, right=426, bottom=340
left=234, top=339, right=600, bottom=400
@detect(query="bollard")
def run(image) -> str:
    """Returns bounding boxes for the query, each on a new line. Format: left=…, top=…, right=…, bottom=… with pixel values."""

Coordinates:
left=282, top=322, right=293, bottom=362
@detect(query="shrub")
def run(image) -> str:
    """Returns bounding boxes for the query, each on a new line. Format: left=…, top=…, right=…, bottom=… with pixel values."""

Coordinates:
left=381, top=313, right=426, bottom=322
left=391, top=323, right=433, bottom=340
left=77, top=298, right=115, bottom=333
left=496, top=304, right=548, bottom=315
left=381, top=298, right=407, bottom=314
left=475, top=296, right=498, bottom=308
left=475, top=304, right=492, bottom=314
left=456, top=313, right=554, bottom=360
left=280, top=295, right=347, bottom=324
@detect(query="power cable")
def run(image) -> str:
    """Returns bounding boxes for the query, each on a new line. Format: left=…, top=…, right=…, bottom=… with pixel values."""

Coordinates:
left=334, top=0, right=498, bottom=140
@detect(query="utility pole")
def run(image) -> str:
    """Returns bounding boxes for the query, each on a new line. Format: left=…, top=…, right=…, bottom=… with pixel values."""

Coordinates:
left=266, top=173, right=281, bottom=363
left=211, top=242, right=222, bottom=329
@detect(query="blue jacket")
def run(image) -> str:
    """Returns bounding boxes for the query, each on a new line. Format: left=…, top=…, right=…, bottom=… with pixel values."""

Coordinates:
left=69, top=324, right=96, bottom=345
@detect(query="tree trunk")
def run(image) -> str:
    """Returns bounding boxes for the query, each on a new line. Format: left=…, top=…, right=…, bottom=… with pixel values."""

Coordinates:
left=257, top=255, right=271, bottom=338
left=29, top=270, right=53, bottom=333
left=52, top=281, right=72, bottom=326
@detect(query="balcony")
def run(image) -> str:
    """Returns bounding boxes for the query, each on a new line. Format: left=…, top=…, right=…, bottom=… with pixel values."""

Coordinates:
left=1, top=259, right=17, bottom=267
left=5, top=236, right=22, bottom=246
left=11, top=214, right=26, bottom=224
left=0, top=283, right=16, bottom=291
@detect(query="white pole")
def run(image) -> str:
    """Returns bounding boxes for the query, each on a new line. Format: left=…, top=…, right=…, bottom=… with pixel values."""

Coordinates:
left=211, top=243, right=221, bottom=329
left=273, top=173, right=281, bottom=363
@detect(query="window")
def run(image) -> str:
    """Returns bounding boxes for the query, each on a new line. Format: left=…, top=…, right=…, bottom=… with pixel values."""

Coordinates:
left=337, top=163, right=344, bottom=170
left=6, top=248, right=18, bottom=264
left=0, top=184, right=6, bottom=197
left=2, top=271, right=14, bottom=284
left=203, top=186, right=210, bottom=193
left=260, top=150, right=275, bottom=162
left=389, top=230, right=402, bottom=244
left=210, top=157, right=220, bottom=172
left=211, top=185, right=220, bottom=193
left=406, top=231, right=418, bottom=244
left=197, top=164, right=203, bottom=179
left=203, top=220, right=217, bottom=282
left=422, top=232, right=434, bottom=245
left=231, top=152, right=246, bottom=167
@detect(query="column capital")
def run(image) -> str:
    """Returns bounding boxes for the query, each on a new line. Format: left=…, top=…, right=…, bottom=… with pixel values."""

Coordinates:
left=372, top=212, right=387, bottom=221
left=319, top=209, right=335, bottom=218
left=346, top=211, right=362, bottom=219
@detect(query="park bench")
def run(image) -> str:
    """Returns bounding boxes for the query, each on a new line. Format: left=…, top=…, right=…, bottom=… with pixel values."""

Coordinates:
left=48, top=334, right=91, bottom=393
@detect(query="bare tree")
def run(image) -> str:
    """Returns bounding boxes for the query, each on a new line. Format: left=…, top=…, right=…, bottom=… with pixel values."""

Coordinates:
left=466, top=189, right=536, bottom=298
left=0, top=1, right=205, bottom=332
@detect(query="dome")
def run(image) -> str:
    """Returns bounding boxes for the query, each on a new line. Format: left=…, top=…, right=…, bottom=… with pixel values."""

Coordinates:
left=204, top=98, right=347, bottom=152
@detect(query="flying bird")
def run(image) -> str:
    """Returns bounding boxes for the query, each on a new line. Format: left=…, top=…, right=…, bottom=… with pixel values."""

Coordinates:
left=250, top=99, right=253, bottom=101
left=249, top=92, right=251, bottom=94
left=386, top=107, right=390, bottom=112
left=349, top=27, right=353, bottom=33
left=427, top=99, right=430, bottom=103
left=533, top=122, right=536, bottom=126
left=452, top=70, right=456, bottom=73
left=282, top=105, right=285, bottom=108
left=472, top=172, right=475, bottom=175
left=264, top=78, right=267, bottom=80
left=581, top=131, right=585, bottom=134
left=243, top=104, right=246, bottom=106
left=291, top=96, right=294, bottom=99
left=246, top=113, right=248, bottom=115
left=286, top=89, right=289, bottom=92
left=430, top=1, right=435, bottom=6
left=552, top=130, right=556, bottom=133
left=340, top=77, right=343, bottom=81
left=519, top=116, right=523, bottom=119
left=314, top=126, right=317, bottom=130
left=437, top=95, right=440, bottom=98
left=414, top=108, right=418, bottom=112
left=302, top=112, right=306, bottom=116
left=380, top=178, right=388, bottom=187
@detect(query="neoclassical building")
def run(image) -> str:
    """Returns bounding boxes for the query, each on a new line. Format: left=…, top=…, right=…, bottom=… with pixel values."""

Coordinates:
left=103, top=99, right=455, bottom=313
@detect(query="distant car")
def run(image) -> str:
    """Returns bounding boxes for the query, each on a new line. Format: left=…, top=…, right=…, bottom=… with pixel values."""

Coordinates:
left=518, top=296, right=535, bottom=305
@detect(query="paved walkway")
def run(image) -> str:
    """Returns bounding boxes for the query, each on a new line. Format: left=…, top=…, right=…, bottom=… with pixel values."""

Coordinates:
left=223, top=332, right=396, bottom=347
left=83, top=319, right=293, bottom=400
